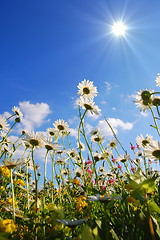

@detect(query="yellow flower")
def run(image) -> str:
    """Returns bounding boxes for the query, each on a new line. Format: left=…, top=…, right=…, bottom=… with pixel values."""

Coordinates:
left=0, top=186, right=5, bottom=191
left=8, top=198, right=18, bottom=206
left=0, top=219, right=17, bottom=233
left=72, top=178, right=80, bottom=185
left=75, top=196, right=88, bottom=211
left=14, top=179, right=25, bottom=186
left=0, top=166, right=10, bottom=178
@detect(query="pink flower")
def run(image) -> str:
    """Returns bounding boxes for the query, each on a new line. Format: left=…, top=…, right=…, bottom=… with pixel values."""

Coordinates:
left=111, top=156, right=117, bottom=163
left=108, top=179, right=115, bottom=184
left=87, top=168, right=92, bottom=174
left=118, top=164, right=122, bottom=169
left=85, top=160, right=92, bottom=165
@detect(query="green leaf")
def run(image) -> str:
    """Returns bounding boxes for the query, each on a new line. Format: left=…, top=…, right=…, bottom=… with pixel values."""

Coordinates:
left=148, top=201, right=160, bottom=214
left=81, top=225, right=95, bottom=240
left=110, top=228, right=120, bottom=240
left=140, top=176, right=158, bottom=193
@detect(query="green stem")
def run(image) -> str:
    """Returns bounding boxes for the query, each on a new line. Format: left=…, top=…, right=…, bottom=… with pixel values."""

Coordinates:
left=149, top=106, right=160, bottom=136
left=10, top=169, right=16, bottom=221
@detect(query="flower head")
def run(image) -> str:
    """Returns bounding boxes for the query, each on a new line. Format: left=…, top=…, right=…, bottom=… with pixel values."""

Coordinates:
left=23, top=131, right=44, bottom=149
left=12, top=106, right=23, bottom=118
left=136, top=134, right=153, bottom=148
left=90, top=132, right=105, bottom=143
left=134, top=89, right=154, bottom=111
left=117, top=154, right=130, bottom=163
left=77, top=79, right=98, bottom=99
left=78, top=97, right=101, bottom=115
left=143, top=140, right=160, bottom=160
left=0, top=116, right=9, bottom=131
left=53, top=119, right=69, bottom=132
left=3, top=158, right=25, bottom=169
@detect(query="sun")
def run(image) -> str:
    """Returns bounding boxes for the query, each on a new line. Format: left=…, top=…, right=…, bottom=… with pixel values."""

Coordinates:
left=111, top=21, right=126, bottom=36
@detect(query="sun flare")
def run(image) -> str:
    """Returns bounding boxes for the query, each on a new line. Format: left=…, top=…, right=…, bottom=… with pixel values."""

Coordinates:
left=112, top=22, right=126, bottom=36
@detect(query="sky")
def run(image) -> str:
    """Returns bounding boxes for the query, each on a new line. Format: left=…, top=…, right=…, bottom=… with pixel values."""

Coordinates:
left=0, top=0, right=160, bottom=177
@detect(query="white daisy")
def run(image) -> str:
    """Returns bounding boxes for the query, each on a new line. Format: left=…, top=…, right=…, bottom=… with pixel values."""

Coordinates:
left=152, top=96, right=160, bottom=107
left=93, top=152, right=104, bottom=162
left=67, top=148, right=78, bottom=159
left=77, top=79, right=98, bottom=99
left=102, top=148, right=112, bottom=159
left=77, top=141, right=86, bottom=151
left=0, top=116, right=9, bottom=131
left=117, top=154, right=130, bottom=163
left=23, top=131, right=44, bottom=149
left=136, top=134, right=153, bottom=148
left=53, top=119, right=69, bottom=132
left=3, top=158, right=25, bottom=169
left=143, top=140, right=160, bottom=160
left=12, top=106, right=23, bottom=118
left=56, top=157, right=68, bottom=165
left=43, top=139, right=59, bottom=151
left=47, top=127, right=58, bottom=137
left=108, top=139, right=117, bottom=149
left=75, top=167, right=83, bottom=177
left=155, top=73, right=160, bottom=87
left=134, top=89, right=154, bottom=111
left=90, top=132, right=105, bottom=143
left=78, top=97, right=101, bottom=115
left=90, top=128, right=100, bottom=136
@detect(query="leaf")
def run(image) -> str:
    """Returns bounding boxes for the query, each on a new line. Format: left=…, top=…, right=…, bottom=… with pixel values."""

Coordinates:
left=110, top=228, right=120, bottom=240
left=140, top=176, right=158, bottom=193
left=148, top=201, right=160, bottom=214
left=81, top=225, right=95, bottom=240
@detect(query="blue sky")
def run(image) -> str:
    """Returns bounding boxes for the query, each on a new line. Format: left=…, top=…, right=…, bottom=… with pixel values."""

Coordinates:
left=1, top=0, right=160, bottom=167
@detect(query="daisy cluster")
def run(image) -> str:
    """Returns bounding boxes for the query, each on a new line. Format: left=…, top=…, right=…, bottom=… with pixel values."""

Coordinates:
left=0, top=76, right=159, bottom=240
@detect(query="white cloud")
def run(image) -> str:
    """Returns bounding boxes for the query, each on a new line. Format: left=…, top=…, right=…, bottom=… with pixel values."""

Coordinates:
left=97, top=118, right=133, bottom=136
left=69, top=127, right=78, bottom=138
left=104, top=81, right=111, bottom=94
left=19, top=101, right=52, bottom=131
left=87, top=111, right=101, bottom=120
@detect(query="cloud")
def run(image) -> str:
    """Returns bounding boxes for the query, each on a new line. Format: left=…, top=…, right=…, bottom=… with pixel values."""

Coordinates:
left=18, top=101, right=52, bottom=131
left=87, top=111, right=101, bottom=120
left=104, top=81, right=111, bottom=94
left=97, top=118, right=133, bottom=136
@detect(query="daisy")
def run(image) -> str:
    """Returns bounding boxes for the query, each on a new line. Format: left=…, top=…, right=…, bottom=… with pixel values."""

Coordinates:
left=155, top=73, right=160, bottom=87
left=117, top=154, right=130, bottom=163
left=134, top=89, right=154, bottom=111
left=143, top=140, right=160, bottom=160
left=77, top=141, right=86, bottom=151
left=87, top=194, right=121, bottom=202
left=56, top=157, right=68, bottom=165
left=93, top=152, right=104, bottom=162
left=53, top=119, right=69, bottom=132
left=3, top=158, right=25, bottom=169
left=78, top=97, right=101, bottom=115
left=108, top=139, right=117, bottom=149
left=90, top=128, right=100, bottom=136
left=75, top=167, right=83, bottom=177
left=47, top=127, right=58, bottom=137
left=0, top=116, right=9, bottom=131
left=57, top=219, right=86, bottom=228
left=136, top=134, right=153, bottom=148
left=43, top=139, right=59, bottom=151
left=23, top=131, right=44, bottom=149
left=152, top=96, right=160, bottom=107
left=12, top=106, right=23, bottom=118
left=90, top=132, right=105, bottom=143
left=77, top=79, right=97, bottom=99
left=67, top=148, right=78, bottom=159
left=102, top=148, right=112, bottom=159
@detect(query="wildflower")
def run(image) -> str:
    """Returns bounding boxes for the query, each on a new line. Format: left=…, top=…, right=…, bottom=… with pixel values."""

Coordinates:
left=87, top=168, right=92, bottom=174
left=75, top=196, right=88, bottom=211
left=23, top=131, right=44, bottom=148
left=75, top=167, right=83, bottom=177
left=47, top=127, right=58, bottom=137
left=3, top=158, right=25, bottom=169
left=143, top=140, right=160, bottom=160
left=98, top=166, right=106, bottom=173
left=93, top=152, right=104, bottom=162
left=155, top=73, right=160, bottom=86
left=117, top=164, right=122, bottom=169
left=78, top=97, right=101, bottom=115
left=53, top=119, right=69, bottom=132
left=87, top=194, right=121, bottom=202
left=14, top=179, right=25, bottom=186
left=152, top=96, right=160, bottom=106
left=102, top=148, right=112, bottom=159
left=108, top=139, right=117, bottom=149
left=77, top=79, right=98, bottom=99
left=134, top=89, right=154, bottom=111
left=0, top=166, right=10, bottom=177
left=56, top=157, right=68, bottom=165
left=0, top=219, right=17, bottom=233
left=117, top=154, right=130, bottom=163
left=111, top=156, right=117, bottom=163
left=90, top=128, right=100, bottom=136
left=57, top=218, right=86, bottom=228
left=72, top=178, right=81, bottom=185
left=61, top=168, right=69, bottom=176
left=77, top=141, right=86, bottom=151
left=90, top=132, right=105, bottom=143
left=0, top=116, right=9, bottom=131
left=12, top=106, right=23, bottom=118
left=136, top=134, right=153, bottom=148
left=67, top=148, right=78, bottom=159
left=43, top=139, right=59, bottom=151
